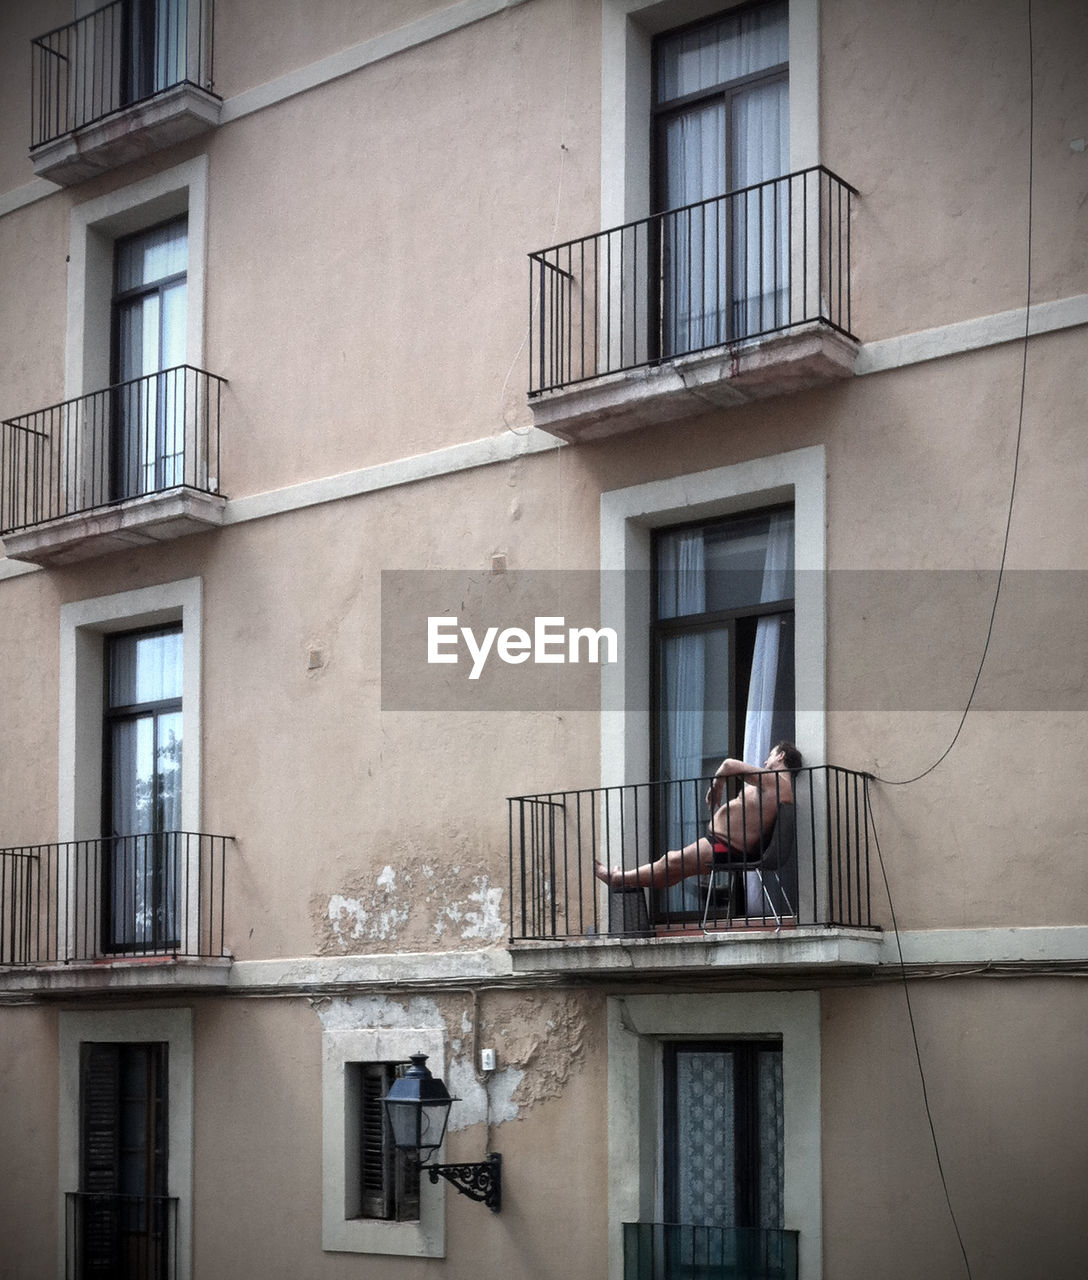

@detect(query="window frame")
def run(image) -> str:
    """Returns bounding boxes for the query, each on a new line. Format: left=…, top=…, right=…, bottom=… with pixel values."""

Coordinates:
left=649, top=502, right=796, bottom=777
left=59, top=1009, right=193, bottom=1280
left=606, top=992, right=821, bottom=1280
left=599, top=446, right=825, bottom=795
left=650, top=2, right=790, bottom=212
left=662, top=1037, right=784, bottom=1230
left=600, top=0, right=820, bottom=232
left=60, top=578, right=203, bottom=849
left=322, top=1027, right=446, bottom=1258
left=66, top=157, right=208, bottom=403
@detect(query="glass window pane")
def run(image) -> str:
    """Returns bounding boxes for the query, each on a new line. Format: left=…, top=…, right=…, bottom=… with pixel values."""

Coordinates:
left=757, top=1048, right=785, bottom=1228
left=675, top=1048, right=737, bottom=1228
left=109, top=630, right=183, bottom=707
left=658, top=512, right=794, bottom=619
left=656, top=2, right=788, bottom=105
left=116, top=219, right=188, bottom=292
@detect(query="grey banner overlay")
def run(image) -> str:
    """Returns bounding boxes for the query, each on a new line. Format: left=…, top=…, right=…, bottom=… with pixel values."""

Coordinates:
left=380, top=570, right=1086, bottom=711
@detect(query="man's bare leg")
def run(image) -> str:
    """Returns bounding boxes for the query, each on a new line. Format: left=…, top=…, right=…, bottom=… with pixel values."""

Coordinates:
left=594, top=836, right=717, bottom=890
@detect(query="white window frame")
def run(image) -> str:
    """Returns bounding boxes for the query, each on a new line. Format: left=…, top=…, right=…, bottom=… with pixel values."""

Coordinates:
left=606, top=991, right=822, bottom=1280
left=58, top=1007, right=195, bottom=1280
left=600, top=444, right=826, bottom=789
left=322, top=1027, right=447, bottom=1258
left=58, top=578, right=203, bottom=957
left=60, top=577, right=203, bottom=842
left=601, top=0, right=820, bottom=230
left=66, top=156, right=208, bottom=399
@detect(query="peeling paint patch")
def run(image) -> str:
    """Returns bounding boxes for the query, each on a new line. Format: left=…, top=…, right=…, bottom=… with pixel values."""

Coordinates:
left=436, top=875, right=504, bottom=943
left=446, top=1056, right=523, bottom=1131
left=316, top=853, right=505, bottom=954
left=312, top=994, right=442, bottom=1033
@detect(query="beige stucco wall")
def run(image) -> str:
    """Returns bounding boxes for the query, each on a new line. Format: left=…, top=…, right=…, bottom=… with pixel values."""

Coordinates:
left=1, top=1, right=1086, bottom=1276
left=191, top=987, right=607, bottom=1278
left=0, top=1005, right=59, bottom=1280
left=822, top=978, right=1088, bottom=1280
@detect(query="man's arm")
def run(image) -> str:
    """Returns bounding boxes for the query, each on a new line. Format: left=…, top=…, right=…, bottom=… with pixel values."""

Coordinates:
left=706, top=757, right=761, bottom=807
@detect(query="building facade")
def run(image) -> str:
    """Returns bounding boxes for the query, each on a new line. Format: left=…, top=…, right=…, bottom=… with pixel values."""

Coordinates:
left=0, top=1, right=1086, bottom=1277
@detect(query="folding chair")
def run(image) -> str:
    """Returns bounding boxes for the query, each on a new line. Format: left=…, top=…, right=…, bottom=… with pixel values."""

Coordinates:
left=701, top=801, right=797, bottom=932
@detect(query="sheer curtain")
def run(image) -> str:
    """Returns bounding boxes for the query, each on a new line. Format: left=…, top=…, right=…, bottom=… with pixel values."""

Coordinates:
left=656, top=2, right=789, bottom=352
left=659, top=531, right=708, bottom=911
left=731, top=77, right=789, bottom=336
left=742, top=513, right=793, bottom=913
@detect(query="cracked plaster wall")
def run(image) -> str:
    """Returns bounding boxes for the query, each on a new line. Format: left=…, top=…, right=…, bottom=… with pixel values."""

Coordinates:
left=313, top=989, right=592, bottom=1130
left=317, top=858, right=505, bottom=954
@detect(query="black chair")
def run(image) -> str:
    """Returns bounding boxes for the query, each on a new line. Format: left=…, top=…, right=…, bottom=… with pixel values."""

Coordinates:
left=701, top=801, right=797, bottom=932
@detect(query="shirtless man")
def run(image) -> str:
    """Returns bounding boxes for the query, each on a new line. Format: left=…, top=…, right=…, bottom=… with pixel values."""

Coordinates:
left=593, top=742, right=802, bottom=890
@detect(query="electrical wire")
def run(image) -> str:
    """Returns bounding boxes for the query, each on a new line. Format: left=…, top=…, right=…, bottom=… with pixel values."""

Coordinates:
left=867, top=788, right=974, bottom=1279
left=871, top=0, right=1035, bottom=787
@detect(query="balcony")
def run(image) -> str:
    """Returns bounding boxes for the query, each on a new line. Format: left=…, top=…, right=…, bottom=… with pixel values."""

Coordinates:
left=1, top=366, right=226, bottom=566
left=507, top=766, right=883, bottom=978
left=528, top=167, right=858, bottom=442
left=0, top=831, right=232, bottom=995
left=623, top=1223, right=798, bottom=1280
left=30, top=0, right=220, bottom=186
left=66, top=1193, right=178, bottom=1280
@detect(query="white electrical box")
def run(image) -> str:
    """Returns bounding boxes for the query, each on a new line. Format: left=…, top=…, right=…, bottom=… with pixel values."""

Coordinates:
left=480, top=1048, right=496, bottom=1072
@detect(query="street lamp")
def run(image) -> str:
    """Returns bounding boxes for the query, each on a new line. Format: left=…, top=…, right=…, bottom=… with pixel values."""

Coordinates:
left=381, top=1053, right=502, bottom=1213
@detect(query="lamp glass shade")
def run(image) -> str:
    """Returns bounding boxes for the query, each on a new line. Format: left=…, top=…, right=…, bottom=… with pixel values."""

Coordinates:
left=382, top=1054, right=456, bottom=1155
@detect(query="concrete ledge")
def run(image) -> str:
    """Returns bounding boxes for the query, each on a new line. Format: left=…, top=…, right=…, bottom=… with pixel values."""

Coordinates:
left=30, top=84, right=221, bottom=186
left=529, top=324, right=859, bottom=442
left=2, top=487, right=225, bottom=566
left=510, top=926, right=885, bottom=977
left=0, top=955, right=232, bottom=998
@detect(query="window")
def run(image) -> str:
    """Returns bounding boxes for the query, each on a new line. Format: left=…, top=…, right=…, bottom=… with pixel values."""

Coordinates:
left=600, top=0, right=818, bottom=230
left=347, top=1063, right=421, bottom=1223
left=60, top=579, right=202, bottom=842
left=67, top=159, right=207, bottom=406
left=653, top=2, right=790, bottom=350
left=599, top=446, right=824, bottom=797
left=322, top=1027, right=445, bottom=1257
left=59, top=1010, right=193, bottom=1280
left=112, top=218, right=189, bottom=500
left=651, top=507, right=795, bottom=916
left=76, top=1041, right=171, bottom=1279
left=664, top=1040, right=783, bottom=1232
left=605, top=993, right=822, bottom=1280
left=103, top=627, right=183, bottom=952
left=120, top=0, right=193, bottom=106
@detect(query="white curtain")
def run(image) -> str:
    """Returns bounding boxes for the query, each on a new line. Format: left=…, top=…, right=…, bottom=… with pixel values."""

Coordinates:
left=660, top=531, right=708, bottom=911
left=742, top=512, right=793, bottom=913
left=731, top=78, right=790, bottom=336
left=656, top=2, right=789, bottom=352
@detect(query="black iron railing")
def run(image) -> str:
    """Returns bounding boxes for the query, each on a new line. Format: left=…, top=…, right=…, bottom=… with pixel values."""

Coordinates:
left=623, top=1223, right=799, bottom=1280
left=66, top=1192, right=178, bottom=1280
left=0, top=832, right=230, bottom=966
left=31, top=0, right=216, bottom=149
left=508, top=766, right=874, bottom=941
left=0, top=366, right=225, bottom=535
left=529, top=166, right=857, bottom=395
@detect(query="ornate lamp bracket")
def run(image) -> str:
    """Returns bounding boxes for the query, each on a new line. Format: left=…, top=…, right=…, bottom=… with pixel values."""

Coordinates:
left=427, top=1153, right=502, bottom=1213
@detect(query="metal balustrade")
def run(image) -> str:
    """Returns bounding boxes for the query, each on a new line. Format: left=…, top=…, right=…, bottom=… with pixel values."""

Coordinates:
left=31, top=0, right=215, bottom=149
left=0, top=832, right=230, bottom=966
left=529, top=166, right=857, bottom=396
left=0, top=366, right=225, bottom=536
left=508, top=766, right=875, bottom=941
left=623, top=1223, right=799, bottom=1280
left=66, top=1193, right=178, bottom=1280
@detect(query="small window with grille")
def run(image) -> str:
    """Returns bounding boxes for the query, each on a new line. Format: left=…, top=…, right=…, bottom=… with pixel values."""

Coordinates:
left=347, top=1062, right=421, bottom=1223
